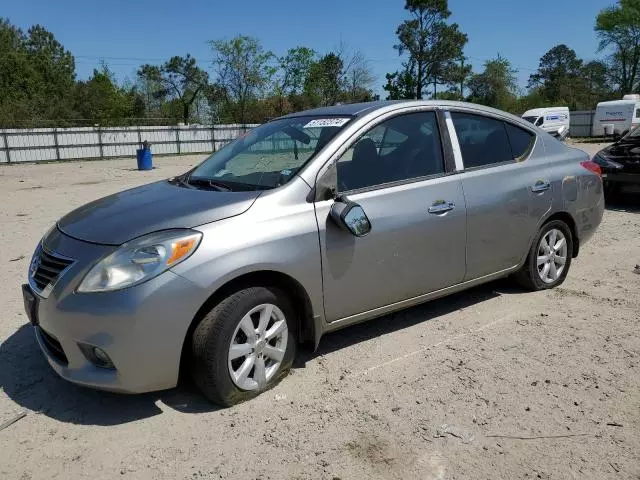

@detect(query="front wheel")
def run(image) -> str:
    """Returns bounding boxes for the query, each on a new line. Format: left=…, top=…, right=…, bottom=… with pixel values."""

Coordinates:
left=514, top=220, right=573, bottom=291
left=191, top=286, right=296, bottom=406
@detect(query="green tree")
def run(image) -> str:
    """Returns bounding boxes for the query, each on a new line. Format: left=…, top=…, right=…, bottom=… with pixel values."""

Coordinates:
left=138, top=54, right=209, bottom=124
left=75, top=64, right=145, bottom=123
left=527, top=44, right=584, bottom=109
left=272, top=47, right=316, bottom=115
left=595, top=0, right=640, bottom=93
left=304, top=53, right=344, bottom=106
left=446, top=56, right=473, bottom=98
left=210, top=35, right=276, bottom=124
left=393, top=0, right=468, bottom=99
left=279, top=47, right=316, bottom=96
left=383, top=61, right=417, bottom=99
left=0, top=19, right=76, bottom=126
left=0, top=19, right=31, bottom=126
left=467, top=55, right=518, bottom=110
left=24, top=24, right=76, bottom=120
left=581, top=60, right=615, bottom=108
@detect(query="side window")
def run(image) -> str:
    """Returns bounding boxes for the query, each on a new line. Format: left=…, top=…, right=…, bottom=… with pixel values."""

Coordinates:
left=535, top=117, right=544, bottom=127
left=504, top=122, right=536, bottom=160
left=635, top=109, right=640, bottom=118
left=337, top=111, right=444, bottom=192
left=451, top=112, right=512, bottom=169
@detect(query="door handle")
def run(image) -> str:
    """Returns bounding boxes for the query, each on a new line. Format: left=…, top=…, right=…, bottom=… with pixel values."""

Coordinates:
left=428, top=201, right=455, bottom=214
left=531, top=180, right=551, bottom=193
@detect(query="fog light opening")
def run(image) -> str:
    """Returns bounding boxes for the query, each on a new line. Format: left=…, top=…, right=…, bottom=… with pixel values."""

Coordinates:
left=92, top=347, right=113, bottom=367
left=78, top=343, right=116, bottom=369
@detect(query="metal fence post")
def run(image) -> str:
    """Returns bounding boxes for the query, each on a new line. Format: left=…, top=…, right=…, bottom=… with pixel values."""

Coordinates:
left=1, top=130, right=10, bottom=164
left=590, top=110, right=595, bottom=138
left=53, top=128, right=60, bottom=161
left=97, top=125, right=104, bottom=159
left=211, top=124, right=216, bottom=152
left=137, top=125, right=142, bottom=147
left=176, top=127, right=181, bottom=154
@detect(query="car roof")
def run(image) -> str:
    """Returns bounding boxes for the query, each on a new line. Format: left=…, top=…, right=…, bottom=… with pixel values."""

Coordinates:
left=280, top=100, right=529, bottom=126
left=280, top=101, right=403, bottom=118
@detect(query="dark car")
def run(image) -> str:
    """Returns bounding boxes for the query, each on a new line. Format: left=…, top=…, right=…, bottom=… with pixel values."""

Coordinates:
left=593, top=128, right=640, bottom=196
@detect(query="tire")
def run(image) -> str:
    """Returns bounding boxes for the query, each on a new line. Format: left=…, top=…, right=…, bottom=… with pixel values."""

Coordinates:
left=514, top=220, right=573, bottom=291
left=191, top=286, right=297, bottom=406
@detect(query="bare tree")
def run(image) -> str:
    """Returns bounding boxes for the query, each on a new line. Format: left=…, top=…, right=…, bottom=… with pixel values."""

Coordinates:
left=336, top=42, right=377, bottom=102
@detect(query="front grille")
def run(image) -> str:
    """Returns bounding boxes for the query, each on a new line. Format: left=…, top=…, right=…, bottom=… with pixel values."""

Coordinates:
left=38, top=327, right=68, bottom=365
left=30, top=246, right=73, bottom=294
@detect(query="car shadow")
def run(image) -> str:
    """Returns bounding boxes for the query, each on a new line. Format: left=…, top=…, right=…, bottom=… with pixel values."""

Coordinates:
left=0, top=324, right=220, bottom=426
left=1, top=279, right=518, bottom=425
left=605, top=191, right=639, bottom=213
left=297, top=279, right=513, bottom=363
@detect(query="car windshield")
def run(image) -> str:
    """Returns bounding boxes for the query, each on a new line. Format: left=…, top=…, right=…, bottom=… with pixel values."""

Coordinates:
left=186, top=116, right=351, bottom=190
left=522, top=116, right=537, bottom=124
left=625, top=124, right=640, bottom=138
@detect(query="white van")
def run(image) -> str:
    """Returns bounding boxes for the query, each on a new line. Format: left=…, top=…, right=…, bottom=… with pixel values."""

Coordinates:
left=522, top=107, right=570, bottom=136
left=592, top=99, right=640, bottom=137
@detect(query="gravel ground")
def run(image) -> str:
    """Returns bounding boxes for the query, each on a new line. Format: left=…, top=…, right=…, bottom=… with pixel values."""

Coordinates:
left=0, top=146, right=639, bottom=480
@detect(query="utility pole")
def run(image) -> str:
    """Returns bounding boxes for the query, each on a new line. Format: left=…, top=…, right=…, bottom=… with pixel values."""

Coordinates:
left=460, top=58, right=465, bottom=98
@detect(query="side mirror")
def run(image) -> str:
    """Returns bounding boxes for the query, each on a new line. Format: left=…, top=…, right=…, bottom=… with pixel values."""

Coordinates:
left=556, top=125, right=569, bottom=141
left=330, top=199, right=371, bottom=237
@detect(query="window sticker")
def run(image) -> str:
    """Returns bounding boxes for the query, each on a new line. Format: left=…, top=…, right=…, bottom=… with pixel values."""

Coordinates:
left=303, top=118, right=350, bottom=129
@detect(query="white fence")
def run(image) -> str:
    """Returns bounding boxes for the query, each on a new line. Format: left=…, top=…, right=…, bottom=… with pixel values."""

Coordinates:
left=0, top=124, right=260, bottom=163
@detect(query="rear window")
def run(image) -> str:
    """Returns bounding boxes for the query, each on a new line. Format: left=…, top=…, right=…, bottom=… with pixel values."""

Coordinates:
left=451, top=112, right=513, bottom=168
left=505, top=123, right=535, bottom=160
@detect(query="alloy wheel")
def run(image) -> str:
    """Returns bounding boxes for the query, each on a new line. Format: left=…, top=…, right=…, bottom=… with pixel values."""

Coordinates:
left=537, top=228, right=568, bottom=284
left=227, top=303, right=288, bottom=391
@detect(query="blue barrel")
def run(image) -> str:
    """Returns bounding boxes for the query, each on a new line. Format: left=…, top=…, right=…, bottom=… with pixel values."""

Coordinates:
left=136, top=148, right=153, bottom=170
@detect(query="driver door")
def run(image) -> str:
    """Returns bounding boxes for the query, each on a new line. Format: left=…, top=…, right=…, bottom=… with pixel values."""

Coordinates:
left=314, top=110, right=467, bottom=322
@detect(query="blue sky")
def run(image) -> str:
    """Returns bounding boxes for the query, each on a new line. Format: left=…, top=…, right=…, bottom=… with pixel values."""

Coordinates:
left=4, top=0, right=613, bottom=96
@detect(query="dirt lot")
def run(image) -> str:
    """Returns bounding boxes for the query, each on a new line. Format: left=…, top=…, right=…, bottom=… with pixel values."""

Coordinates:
left=0, top=145, right=639, bottom=480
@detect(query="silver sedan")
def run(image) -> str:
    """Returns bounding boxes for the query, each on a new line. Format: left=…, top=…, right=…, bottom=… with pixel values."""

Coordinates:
left=22, top=101, right=604, bottom=405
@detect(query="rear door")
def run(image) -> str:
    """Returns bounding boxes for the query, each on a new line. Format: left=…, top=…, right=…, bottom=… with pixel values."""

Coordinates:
left=446, top=110, right=548, bottom=280
left=315, top=109, right=467, bottom=322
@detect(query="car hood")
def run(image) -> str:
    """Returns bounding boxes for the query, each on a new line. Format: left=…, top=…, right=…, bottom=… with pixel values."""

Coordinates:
left=599, top=137, right=640, bottom=173
left=600, top=136, right=640, bottom=159
left=57, top=180, right=261, bottom=245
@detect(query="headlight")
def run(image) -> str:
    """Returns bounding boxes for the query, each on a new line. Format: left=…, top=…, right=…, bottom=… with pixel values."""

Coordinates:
left=77, top=229, right=202, bottom=293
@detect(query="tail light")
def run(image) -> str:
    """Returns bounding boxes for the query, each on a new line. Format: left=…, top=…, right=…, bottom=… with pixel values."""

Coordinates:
left=580, top=160, right=602, bottom=176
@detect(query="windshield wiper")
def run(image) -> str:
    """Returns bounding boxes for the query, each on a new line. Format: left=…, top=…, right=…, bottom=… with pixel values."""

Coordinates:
left=185, top=176, right=233, bottom=192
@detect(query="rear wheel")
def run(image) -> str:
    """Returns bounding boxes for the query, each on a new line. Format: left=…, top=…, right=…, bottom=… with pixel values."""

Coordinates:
left=515, top=220, right=573, bottom=291
left=191, top=286, right=296, bottom=406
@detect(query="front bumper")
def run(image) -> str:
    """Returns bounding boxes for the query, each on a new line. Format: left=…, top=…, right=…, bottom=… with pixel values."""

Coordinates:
left=25, top=227, right=209, bottom=394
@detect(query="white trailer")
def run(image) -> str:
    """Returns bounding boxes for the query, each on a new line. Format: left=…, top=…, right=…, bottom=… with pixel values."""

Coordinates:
left=592, top=98, right=640, bottom=137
